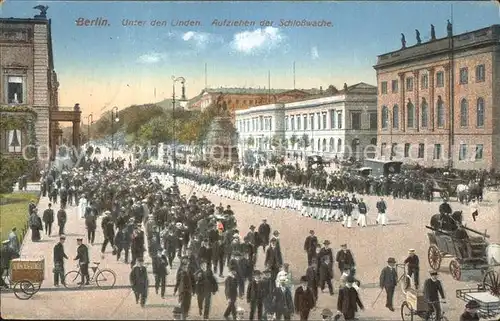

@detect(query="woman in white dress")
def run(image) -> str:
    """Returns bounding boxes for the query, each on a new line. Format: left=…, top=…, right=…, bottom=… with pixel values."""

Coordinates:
left=79, top=195, right=88, bottom=219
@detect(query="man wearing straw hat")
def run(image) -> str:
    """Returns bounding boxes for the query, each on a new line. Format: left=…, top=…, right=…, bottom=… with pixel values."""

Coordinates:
left=379, top=257, right=398, bottom=311
left=404, top=249, right=420, bottom=289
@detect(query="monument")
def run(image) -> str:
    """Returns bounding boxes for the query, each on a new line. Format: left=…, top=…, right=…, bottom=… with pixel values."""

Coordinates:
left=203, top=101, right=239, bottom=164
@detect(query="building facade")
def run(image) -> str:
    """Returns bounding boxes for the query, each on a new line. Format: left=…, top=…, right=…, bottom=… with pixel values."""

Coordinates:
left=374, top=24, right=500, bottom=170
left=236, top=83, right=378, bottom=161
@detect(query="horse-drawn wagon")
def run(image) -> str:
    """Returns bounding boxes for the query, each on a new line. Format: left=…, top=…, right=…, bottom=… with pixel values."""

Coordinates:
left=6, top=258, right=45, bottom=300
left=426, top=218, right=500, bottom=292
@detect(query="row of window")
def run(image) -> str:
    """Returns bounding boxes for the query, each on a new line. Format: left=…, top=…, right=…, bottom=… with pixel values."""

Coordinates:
left=380, top=64, right=486, bottom=94
left=285, top=111, right=345, bottom=131
left=238, top=116, right=273, bottom=133
left=380, top=142, right=483, bottom=161
left=381, top=97, right=485, bottom=130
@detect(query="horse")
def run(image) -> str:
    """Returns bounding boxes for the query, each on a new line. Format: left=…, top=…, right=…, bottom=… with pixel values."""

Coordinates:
left=430, top=211, right=463, bottom=232
left=456, top=184, right=469, bottom=204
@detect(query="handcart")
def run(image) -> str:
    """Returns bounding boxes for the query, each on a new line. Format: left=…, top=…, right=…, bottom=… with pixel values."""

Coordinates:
left=9, top=258, right=45, bottom=300
left=400, top=288, right=448, bottom=320
left=456, top=285, right=500, bottom=319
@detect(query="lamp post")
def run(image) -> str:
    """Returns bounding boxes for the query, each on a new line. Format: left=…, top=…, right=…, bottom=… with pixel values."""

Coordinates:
left=111, top=106, right=120, bottom=160
left=87, top=113, right=93, bottom=144
left=172, top=76, right=187, bottom=185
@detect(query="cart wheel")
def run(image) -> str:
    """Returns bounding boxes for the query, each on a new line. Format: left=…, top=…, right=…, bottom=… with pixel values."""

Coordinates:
left=482, top=270, right=500, bottom=296
left=428, top=245, right=442, bottom=271
left=400, top=274, right=413, bottom=295
left=13, top=281, right=34, bottom=300
left=440, top=191, right=449, bottom=200
left=63, top=271, right=83, bottom=289
left=95, top=269, right=116, bottom=290
left=32, top=282, right=42, bottom=293
left=400, top=301, right=414, bottom=321
left=449, top=259, right=461, bottom=281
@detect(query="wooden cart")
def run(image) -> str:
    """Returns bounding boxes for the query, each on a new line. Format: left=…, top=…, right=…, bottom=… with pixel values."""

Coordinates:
left=9, top=258, right=44, bottom=300
left=400, top=288, right=449, bottom=321
left=456, top=286, right=500, bottom=319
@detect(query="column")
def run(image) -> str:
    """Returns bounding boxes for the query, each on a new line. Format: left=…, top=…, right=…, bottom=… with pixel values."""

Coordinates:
left=413, top=70, right=420, bottom=132
left=428, top=67, right=435, bottom=131
left=398, top=72, right=406, bottom=132
left=443, top=62, right=451, bottom=130
left=72, top=121, right=80, bottom=148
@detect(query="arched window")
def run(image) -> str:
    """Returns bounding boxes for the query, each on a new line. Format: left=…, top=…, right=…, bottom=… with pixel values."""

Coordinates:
left=317, top=139, right=321, bottom=151
left=476, top=97, right=484, bottom=127
left=393, top=105, right=399, bottom=129
left=460, top=98, right=468, bottom=127
left=329, top=138, right=334, bottom=152
left=370, top=137, right=377, bottom=145
left=310, top=138, right=314, bottom=150
left=381, top=106, right=388, bottom=129
left=421, top=99, right=428, bottom=128
left=322, top=138, right=327, bottom=151
left=337, top=138, right=342, bottom=154
left=407, top=102, right=415, bottom=128
left=437, top=96, right=445, bottom=128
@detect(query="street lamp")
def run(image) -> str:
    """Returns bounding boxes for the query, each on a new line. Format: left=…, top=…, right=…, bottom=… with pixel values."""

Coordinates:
left=172, top=76, right=188, bottom=185
left=87, top=113, right=93, bottom=144
left=111, top=106, right=120, bottom=160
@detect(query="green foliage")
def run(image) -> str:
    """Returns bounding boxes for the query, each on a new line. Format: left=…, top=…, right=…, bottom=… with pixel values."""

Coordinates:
left=0, top=192, right=39, bottom=242
left=0, top=154, right=32, bottom=193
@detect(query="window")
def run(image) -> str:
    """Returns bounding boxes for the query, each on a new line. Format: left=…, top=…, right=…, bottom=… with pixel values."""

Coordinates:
left=337, top=111, right=343, bottom=129
left=330, top=110, right=336, bottom=129
left=476, top=98, right=484, bottom=127
left=329, top=138, right=334, bottom=152
left=259, top=117, right=263, bottom=131
left=406, top=77, right=414, bottom=92
left=460, top=99, right=468, bottom=127
left=243, top=100, right=247, bottom=104
left=407, top=102, right=415, bottom=128
left=351, top=112, right=361, bottom=130
left=284, top=116, right=288, bottom=130
left=337, top=138, right=342, bottom=153
left=418, top=143, right=425, bottom=159
left=434, top=144, right=442, bottom=160
left=421, top=74, right=429, bottom=89
left=303, top=115, right=308, bottom=130
left=437, top=97, right=445, bottom=128
left=421, top=99, right=428, bottom=128
left=297, top=116, right=301, bottom=130
left=459, top=144, right=467, bottom=161
left=7, top=76, right=25, bottom=104
left=436, top=72, right=444, bottom=87
left=316, top=113, right=321, bottom=129
left=381, top=81, right=387, bottom=94
left=322, top=112, right=327, bottom=129
left=381, top=106, right=388, bottom=129
left=381, top=143, right=387, bottom=157
left=475, top=144, right=483, bottom=160
left=391, top=143, right=397, bottom=157
left=459, top=67, right=468, bottom=84
left=369, top=113, right=377, bottom=129
left=404, top=143, right=410, bottom=157
left=391, top=80, right=399, bottom=93
left=249, top=100, right=253, bottom=105
left=7, top=130, right=23, bottom=152
left=310, top=114, right=314, bottom=130
left=269, top=117, right=273, bottom=131
left=393, top=105, right=399, bottom=129
left=475, top=64, right=485, bottom=82
left=235, top=99, right=239, bottom=104
left=290, top=116, right=295, bottom=130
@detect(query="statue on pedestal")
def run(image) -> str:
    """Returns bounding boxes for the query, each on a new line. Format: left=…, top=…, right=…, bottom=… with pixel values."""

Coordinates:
left=447, top=19, right=453, bottom=37
left=401, top=33, right=406, bottom=49
left=431, top=24, right=436, bottom=40
left=33, top=5, right=49, bottom=19
left=416, top=29, right=422, bottom=44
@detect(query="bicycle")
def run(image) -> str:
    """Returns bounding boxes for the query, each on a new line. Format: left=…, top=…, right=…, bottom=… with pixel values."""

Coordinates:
left=63, top=262, right=116, bottom=290
left=401, top=299, right=448, bottom=321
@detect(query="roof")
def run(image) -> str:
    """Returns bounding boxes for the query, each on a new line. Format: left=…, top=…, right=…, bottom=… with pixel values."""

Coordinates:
left=201, top=87, right=318, bottom=95
left=0, top=17, right=49, bottom=24
left=285, top=82, right=377, bottom=103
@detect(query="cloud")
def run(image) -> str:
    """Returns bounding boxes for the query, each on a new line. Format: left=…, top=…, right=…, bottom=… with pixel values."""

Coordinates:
left=311, top=46, right=319, bottom=60
left=230, top=27, right=285, bottom=54
left=181, top=31, right=222, bottom=49
left=136, top=52, right=167, bottom=64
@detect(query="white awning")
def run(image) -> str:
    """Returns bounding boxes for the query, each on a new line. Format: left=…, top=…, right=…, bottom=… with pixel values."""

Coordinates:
left=8, top=76, right=23, bottom=83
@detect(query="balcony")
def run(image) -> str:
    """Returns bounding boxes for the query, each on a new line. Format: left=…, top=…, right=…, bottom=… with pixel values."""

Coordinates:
left=50, top=106, right=81, bottom=122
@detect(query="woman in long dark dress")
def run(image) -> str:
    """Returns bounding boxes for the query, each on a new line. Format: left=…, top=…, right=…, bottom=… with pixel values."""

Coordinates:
left=30, top=211, right=43, bottom=242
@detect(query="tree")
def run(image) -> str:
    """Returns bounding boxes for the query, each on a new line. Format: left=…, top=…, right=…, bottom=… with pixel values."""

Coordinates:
left=299, top=134, right=310, bottom=151
left=246, top=136, right=254, bottom=147
left=289, top=134, right=297, bottom=150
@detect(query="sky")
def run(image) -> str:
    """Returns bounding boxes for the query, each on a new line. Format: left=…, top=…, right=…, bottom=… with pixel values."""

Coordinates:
left=1, top=0, right=499, bottom=119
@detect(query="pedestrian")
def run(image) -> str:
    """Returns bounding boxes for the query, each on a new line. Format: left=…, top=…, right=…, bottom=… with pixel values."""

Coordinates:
left=404, top=249, right=420, bottom=289
left=469, top=198, right=479, bottom=222
left=73, top=238, right=90, bottom=285
left=114, top=227, right=130, bottom=263
left=293, top=276, right=315, bottom=321
left=303, top=230, right=318, bottom=266
left=275, top=263, right=293, bottom=291
left=459, top=300, right=480, bottom=321
left=375, top=197, right=387, bottom=226
left=335, top=244, right=355, bottom=275
left=258, top=219, right=271, bottom=252
left=423, top=271, right=445, bottom=321
left=356, top=198, right=368, bottom=227
left=100, top=211, right=115, bottom=257
left=318, top=240, right=334, bottom=295
left=195, top=261, right=218, bottom=320
left=379, top=257, right=397, bottom=312
left=57, top=206, right=67, bottom=236
left=336, top=276, right=364, bottom=320
left=7, top=227, right=20, bottom=255
left=224, top=268, right=239, bottom=320
left=84, top=205, right=96, bottom=245
left=305, top=258, right=319, bottom=306
left=247, top=270, right=265, bottom=321
left=271, top=275, right=294, bottom=320
left=29, top=209, right=43, bottom=242
left=174, top=260, right=193, bottom=318
left=42, top=203, right=54, bottom=236
left=0, top=240, right=18, bottom=288
left=130, top=257, right=148, bottom=308
left=53, top=235, right=68, bottom=287
left=265, top=238, right=281, bottom=284
left=152, top=250, right=168, bottom=298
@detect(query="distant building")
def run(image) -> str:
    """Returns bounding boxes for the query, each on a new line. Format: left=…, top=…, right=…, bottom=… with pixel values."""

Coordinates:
left=188, top=87, right=318, bottom=119
left=374, top=24, right=500, bottom=170
left=235, top=83, right=378, bottom=161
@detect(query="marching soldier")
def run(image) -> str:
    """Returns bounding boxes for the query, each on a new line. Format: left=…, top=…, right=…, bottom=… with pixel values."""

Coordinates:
left=404, top=249, right=420, bottom=289
left=356, top=198, right=368, bottom=227
left=375, top=197, right=388, bottom=226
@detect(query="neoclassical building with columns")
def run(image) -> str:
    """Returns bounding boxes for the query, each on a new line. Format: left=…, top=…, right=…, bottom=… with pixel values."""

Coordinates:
left=374, top=24, right=499, bottom=170
left=235, top=82, right=378, bottom=162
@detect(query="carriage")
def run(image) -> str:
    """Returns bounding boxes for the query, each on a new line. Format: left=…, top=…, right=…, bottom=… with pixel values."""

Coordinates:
left=5, top=258, right=45, bottom=300
left=426, top=223, right=500, bottom=293
left=431, top=178, right=465, bottom=200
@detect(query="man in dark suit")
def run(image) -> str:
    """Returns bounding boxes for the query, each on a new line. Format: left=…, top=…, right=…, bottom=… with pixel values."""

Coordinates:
left=404, top=249, right=420, bottom=289
left=265, top=238, right=281, bottom=284
left=130, top=257, right=148, bottom=307
left=247, top=270, right=265, bottom=321
left=152, top=250, right=168, bottom=298
left=53, top=235, right=68, bottom=286
left=336, top=276, right=364, bottom=320
left=423, top=271, right=445, bottom=321
left=336, top=244, right=355, bottom=275
left=305, top=258, right=319, bottom=306
left=272, top=275, right=294, bottom=320
left=195, top=261, right=218, bottom=320
left=174, top=260, right=193, bottom=318
left=379, top=257, right=398, bottom=311
left=294, top=276, right=315, bottom=321
left=74, top=238, right=90, bottom=285
left=198, top=238, right=213, bottom=271
left=303, top=230, right=318, bottom=266
left=318, top=240, right=334, bottom=295
left=42, top=203, right=54, bottom=236
left=224, top=268, right=239, bottom=320
left=258, top=219, right=271, bottom=252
